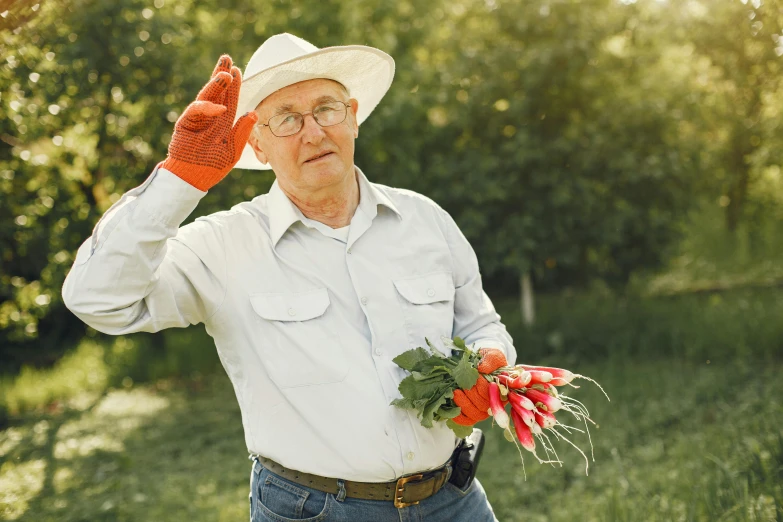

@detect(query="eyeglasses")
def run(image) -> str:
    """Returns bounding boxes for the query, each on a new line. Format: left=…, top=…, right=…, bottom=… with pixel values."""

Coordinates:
left=257, top=101, right=352, bottom=137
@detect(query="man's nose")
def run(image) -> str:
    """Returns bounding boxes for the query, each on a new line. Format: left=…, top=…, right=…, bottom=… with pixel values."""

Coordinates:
left=300, top=113, right=326, bottom=144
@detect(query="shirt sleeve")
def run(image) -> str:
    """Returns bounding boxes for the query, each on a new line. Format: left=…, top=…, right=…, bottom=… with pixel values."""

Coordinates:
left=438, top=207, right=517, bottom=364
left=61, top=166, right=227, bottom=335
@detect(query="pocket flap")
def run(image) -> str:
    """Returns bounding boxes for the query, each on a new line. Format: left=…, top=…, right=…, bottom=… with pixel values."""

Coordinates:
left=249, top=288, right=330, bottom=321
left=393, top=272, right=455, bottom=305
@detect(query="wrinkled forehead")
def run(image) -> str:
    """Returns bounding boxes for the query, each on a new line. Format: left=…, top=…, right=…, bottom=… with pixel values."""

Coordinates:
left=254, top=78, right=350, bottom=113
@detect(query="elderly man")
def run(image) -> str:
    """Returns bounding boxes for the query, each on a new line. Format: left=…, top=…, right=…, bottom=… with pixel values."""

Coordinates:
left=63, top=33, right=516, bottom=521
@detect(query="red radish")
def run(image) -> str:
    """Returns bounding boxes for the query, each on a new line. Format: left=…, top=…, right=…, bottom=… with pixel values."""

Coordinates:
left=513, top=402, right=537, bottom=428
left=535, top=408, right=557, bottom=429
left=507, top=390, right=535, bottom=411
left=511, top=409, right=536, bottom=452
left=498, top=372, right=532, bottom=388
left=517, top=364, right=575, bottom=385
left=530, top=421, right=542, bottom=435
left=512, top=371, right=532, bottom=387
left=497, top=374, right=523, bottom=389
left=524, top=388, right=562, bottom=413
left=527, top=370, right=553, bottom=384
left=540, top=383, right=559, bottom=398
left=488, top=382, right=510, bottom=429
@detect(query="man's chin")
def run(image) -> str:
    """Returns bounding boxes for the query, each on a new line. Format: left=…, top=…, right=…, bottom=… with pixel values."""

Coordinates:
left=302, top=159, right=350, bottom=180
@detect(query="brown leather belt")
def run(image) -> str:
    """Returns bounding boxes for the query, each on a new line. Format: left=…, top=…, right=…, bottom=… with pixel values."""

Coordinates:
left=256, top=455, right=453, bottom=508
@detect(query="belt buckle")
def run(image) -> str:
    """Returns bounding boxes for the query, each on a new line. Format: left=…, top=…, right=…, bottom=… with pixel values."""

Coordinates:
left=393, top=473, right=424, bottom=508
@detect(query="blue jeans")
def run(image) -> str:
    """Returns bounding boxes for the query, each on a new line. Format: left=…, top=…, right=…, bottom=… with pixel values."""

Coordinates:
left=248, top=457, right=499, bottom=522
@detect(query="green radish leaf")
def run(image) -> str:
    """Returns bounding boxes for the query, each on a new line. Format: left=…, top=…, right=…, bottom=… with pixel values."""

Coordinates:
left=413, top=358, right=456, bottom=373
left=446, top=419, right=474, bottom=439
left=393, top=347, right=432, bottom=371
left=452, top=351, right=480, bottom=390
left=398, top=375, right=447, bottom=401
left=410, top=371, right=451, bottom=383
left=390, top=397, right=416, bottom=409
left=421, top=389, right=451, bottom=428
left=413, top=398, right=429, bottom=410
left=436, top=405, right=462, bottom=419
left=426, top=337, right=448, bottom=358
left=452, top=337, right=467, bottom=350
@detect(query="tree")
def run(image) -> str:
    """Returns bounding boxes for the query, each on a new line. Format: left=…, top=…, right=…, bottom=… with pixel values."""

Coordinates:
left=685, top=0, right=783, bottom=232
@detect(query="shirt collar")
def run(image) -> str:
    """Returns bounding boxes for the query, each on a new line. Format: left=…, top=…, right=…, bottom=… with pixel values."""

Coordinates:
left=268, top=166, right=402, bottom=247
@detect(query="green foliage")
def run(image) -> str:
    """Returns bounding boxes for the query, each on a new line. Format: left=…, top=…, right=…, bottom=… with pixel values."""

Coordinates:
left=502, top=286, right=783, bottom=366
left=389, top=346, right=431, bottom=371
left=452, top=350, right=480, bottom=390
left=3, top=0, right=783, bottom=368
left=391, top=339, right=482, bottom=433
left=0, top=324, right=219, bottom=423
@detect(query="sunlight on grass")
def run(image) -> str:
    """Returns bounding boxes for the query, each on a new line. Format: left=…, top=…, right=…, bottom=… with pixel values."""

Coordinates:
left=0, top=385, right=173, bottom=520
left=0, top=459, right=46, bottom=520
left=0, top=339, right=109, bottom=416
left=55, top=389, right=170, bottom=460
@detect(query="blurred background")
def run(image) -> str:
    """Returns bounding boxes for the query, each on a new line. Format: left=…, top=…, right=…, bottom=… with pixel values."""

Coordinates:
left=1, top=0, right=782, bottom=520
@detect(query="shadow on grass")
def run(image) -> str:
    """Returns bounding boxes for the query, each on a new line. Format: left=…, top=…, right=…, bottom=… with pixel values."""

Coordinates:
left=2, top=375, right=249, bottom=522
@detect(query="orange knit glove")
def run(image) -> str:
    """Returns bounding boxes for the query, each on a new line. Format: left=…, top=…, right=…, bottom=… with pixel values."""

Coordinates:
left=161, top=55, right=258, bottom=191
left=452, top=348, right=508, bottom=426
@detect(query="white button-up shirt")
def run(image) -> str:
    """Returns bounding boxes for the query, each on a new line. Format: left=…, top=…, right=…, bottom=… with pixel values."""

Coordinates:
left=62, top=165, right=517, bottom=482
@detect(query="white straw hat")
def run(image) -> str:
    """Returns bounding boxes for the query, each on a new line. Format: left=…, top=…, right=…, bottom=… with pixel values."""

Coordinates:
left=233, top=33, right=395, bottom=170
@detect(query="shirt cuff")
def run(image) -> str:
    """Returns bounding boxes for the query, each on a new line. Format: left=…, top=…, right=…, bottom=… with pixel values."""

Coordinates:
left=135, top=166, right=207, bottom=226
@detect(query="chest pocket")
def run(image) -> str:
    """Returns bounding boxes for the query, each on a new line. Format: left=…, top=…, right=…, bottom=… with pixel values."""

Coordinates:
left=249, top=288, right=348, bottom=389
left=393, top=271, right=456, bottom=355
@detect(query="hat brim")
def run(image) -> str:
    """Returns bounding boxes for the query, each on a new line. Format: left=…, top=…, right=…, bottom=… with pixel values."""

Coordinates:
left=233, top=45, right=395, bottom=171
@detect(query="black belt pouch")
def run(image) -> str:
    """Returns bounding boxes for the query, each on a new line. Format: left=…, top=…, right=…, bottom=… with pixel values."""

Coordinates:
left=448, top=428, right=485, bottom=489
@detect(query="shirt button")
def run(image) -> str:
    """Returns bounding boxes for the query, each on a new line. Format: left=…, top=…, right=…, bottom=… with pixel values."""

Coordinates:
left=287, top=308, right=296, bottom=317
left=361, top=297, right=368, bottom=305
left=407, top=452, right=415, bottom=461
left=375, top=348, right=382, bottom=356
left=347, top=248, right=352, bottom=254
left=427, top=288, right=436, bottom=297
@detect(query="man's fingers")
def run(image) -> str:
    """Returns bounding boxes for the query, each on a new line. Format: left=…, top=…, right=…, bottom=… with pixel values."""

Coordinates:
left=211, top=54, right=233, bottom=79
left=477, top=349, right=507, bottom=374
left=196, top=71, right=232, bottom=103
left=222, top=65, right=243, bottom=123
left=473, top=376, right=490, bottom=401
left=452, top=414, right=475, bottom=426
left=231, top=111, right=259, bottom=159
left=177, top=101, right=227, bottom=132
left=453, top=390, right=489, bottom=421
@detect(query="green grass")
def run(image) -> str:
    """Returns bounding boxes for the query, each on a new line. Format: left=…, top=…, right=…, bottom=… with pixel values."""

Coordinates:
left=2, top=358, right=781, bottom=521
left=502, top=286, right=783, bottom=366
left=0, top=376, right=249, bottom=522
left=0, top=325, right=220, bottom=424
left=479, top=360, right=783, bottom=521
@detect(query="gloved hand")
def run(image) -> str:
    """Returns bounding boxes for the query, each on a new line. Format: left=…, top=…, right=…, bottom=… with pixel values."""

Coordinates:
left=452, top=348, right=508, bottom=426
left=161, top=55, right=258, bottom=191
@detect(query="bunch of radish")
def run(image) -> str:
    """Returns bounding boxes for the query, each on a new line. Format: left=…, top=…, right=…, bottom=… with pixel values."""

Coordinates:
left=486, top=364, right=610, bottom=476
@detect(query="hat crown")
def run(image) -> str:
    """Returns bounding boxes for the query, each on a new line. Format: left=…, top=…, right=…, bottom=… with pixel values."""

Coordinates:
left=245, top=33, right=320, bottom=77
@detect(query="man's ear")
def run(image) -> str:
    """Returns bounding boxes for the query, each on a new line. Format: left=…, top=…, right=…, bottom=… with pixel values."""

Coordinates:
left=350, top=98, right=359, bottom=139
left=247, top=127, right=269, bottom=165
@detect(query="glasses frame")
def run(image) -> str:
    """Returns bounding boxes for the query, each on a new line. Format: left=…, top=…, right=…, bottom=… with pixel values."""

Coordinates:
left=256, top=100, right=353, bottom=138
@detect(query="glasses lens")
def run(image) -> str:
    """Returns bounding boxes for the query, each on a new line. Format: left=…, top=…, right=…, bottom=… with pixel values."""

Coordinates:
left=313, top=102, right=348, bottom=127
left=270, top=113, right=303, bottom=137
